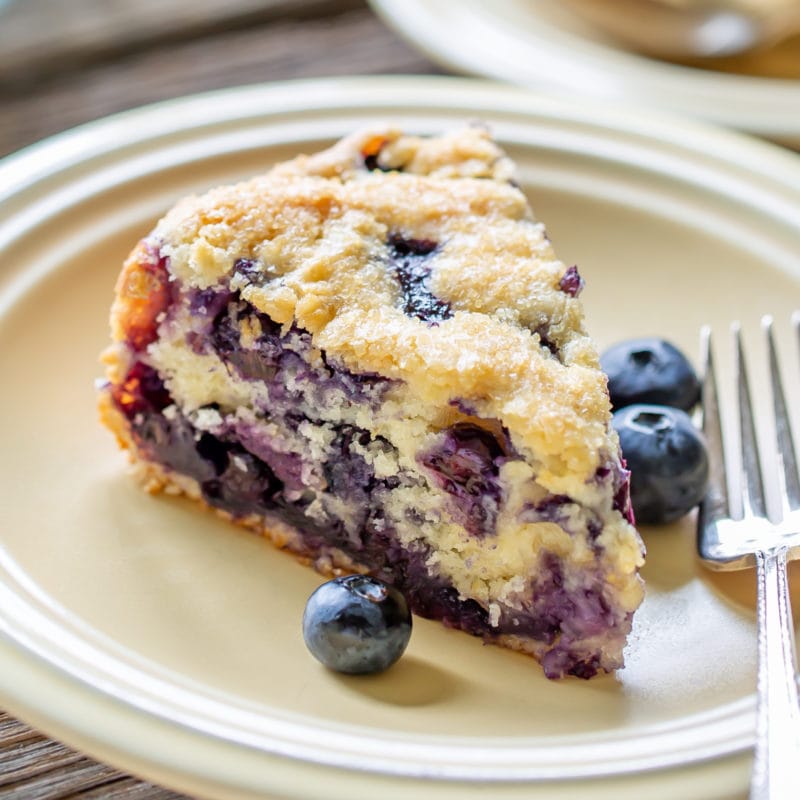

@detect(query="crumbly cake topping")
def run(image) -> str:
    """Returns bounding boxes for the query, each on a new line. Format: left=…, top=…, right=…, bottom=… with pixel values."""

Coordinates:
left=116, top=127, right=610, bottom=487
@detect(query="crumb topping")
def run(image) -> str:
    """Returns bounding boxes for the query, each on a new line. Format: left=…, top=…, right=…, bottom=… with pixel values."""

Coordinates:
left=124, top=127, right=611, bottom=483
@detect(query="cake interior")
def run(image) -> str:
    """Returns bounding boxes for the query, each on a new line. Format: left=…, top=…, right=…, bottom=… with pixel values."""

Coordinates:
left=103, top=237, right=638, bottom=680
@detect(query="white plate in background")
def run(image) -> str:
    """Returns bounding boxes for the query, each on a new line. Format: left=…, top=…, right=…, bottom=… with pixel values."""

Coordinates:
left=371, top=0, right=800, bottom=146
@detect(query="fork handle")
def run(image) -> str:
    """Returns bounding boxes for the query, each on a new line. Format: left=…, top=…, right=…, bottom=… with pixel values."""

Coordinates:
left=751, top=546, right=800, bottom=800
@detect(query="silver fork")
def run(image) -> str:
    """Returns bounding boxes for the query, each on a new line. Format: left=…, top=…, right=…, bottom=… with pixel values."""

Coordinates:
left=698, top=316, right=800, bottom=800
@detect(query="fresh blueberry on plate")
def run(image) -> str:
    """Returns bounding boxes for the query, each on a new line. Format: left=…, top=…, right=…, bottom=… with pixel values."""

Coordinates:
left=612, top=404, right=709, bottom=524
left=601, top=337, right=700, bottom=411
left=303, top=575, right=412, bottom=674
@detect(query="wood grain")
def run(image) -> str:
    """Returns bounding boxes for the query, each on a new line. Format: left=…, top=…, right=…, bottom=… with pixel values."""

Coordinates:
left=0, top=712, right=186, bottom=798
left=0, top=0, right=441, bottom=157
left=0, top=0, right=363, bottom=84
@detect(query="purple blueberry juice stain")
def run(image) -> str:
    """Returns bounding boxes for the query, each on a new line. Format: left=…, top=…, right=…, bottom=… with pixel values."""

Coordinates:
left=596, top=459, right=635, bottom=524
left=202, top=450, right=283, bottom=517
left=519, top=495, right=604, bottom=551
left=449, top=398, right=478, bottom=416
left=133, top=409, right=219, bottom=485
left=188, top=288, right=233, bottom=319
left=318, top=349, right=390, bottom=402
left=234, top=422, right=309, bottom=494
left=210, top=301, right=283, bottom=382
left=614, top=468, right=634, bottom=525
left=559, top=265, right=584, bottom=298
left=499, top=552, right=620, bottom=679
left=587, top=519, right=603, bottom=542
left=542, top=648, right=602, bottom=680
left=420, top=422, right=506, bottom=538
left=201, top=294, right=393, bottom=409
left=387, top=233, right=452, bottom=323
left=520, top=494, right=571, bottom=526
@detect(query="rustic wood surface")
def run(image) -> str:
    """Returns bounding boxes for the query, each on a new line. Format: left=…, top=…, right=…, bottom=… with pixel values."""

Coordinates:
left=0, top=1, right=439, bottom=797
left=0, top=0, right=441, bottom=159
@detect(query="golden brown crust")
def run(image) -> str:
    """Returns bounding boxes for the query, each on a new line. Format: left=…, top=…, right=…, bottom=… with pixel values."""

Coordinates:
left=109, top=126, right=612, bottom=485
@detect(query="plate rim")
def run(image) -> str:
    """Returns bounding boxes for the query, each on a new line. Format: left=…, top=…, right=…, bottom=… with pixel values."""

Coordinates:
left=2, top=74, right=800, bottom=795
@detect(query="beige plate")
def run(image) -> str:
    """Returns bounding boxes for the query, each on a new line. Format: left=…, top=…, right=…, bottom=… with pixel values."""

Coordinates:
left=1, top=76, right=800, bottom=800
left=370, top=0, right=800, bottom=147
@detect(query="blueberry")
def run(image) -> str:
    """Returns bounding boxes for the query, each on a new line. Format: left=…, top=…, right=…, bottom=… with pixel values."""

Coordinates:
left=558, top=265, right=584, bottom=297
left=387, top=233, right=451, bottom=324
left=302, top=575, right=412, bottom=674
left=601, top=338, right=700, bottom=411
left=613, top=404, right=709, bottom=524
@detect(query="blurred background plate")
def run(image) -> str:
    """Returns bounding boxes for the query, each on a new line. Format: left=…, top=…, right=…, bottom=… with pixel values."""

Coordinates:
left=2, top=76, right=800, bottom=799
left=370, top=0, right=800, bottom=147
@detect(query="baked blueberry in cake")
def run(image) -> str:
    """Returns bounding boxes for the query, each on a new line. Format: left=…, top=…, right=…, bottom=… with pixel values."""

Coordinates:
left=99, top=126, right=645, bottom=679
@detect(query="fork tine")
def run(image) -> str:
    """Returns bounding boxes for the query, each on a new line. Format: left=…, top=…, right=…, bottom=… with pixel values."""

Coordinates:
left=733, top=322, right=768, bottom=520
left=765, top=316, right=800, bottom=515
left=697, top=326, right=730, bottom=529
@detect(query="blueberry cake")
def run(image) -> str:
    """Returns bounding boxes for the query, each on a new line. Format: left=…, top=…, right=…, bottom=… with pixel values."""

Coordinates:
left=99, top=127, right=644, bottom=679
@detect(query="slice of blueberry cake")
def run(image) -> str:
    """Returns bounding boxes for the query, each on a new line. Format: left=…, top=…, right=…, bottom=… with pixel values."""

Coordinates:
left=99, top=127, right=644, bottom=679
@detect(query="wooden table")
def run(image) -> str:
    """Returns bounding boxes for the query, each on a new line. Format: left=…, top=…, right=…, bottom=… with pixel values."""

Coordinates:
left=0, top=0, right=441, bottom=159
left=0, top=1, right=438, bottom=796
